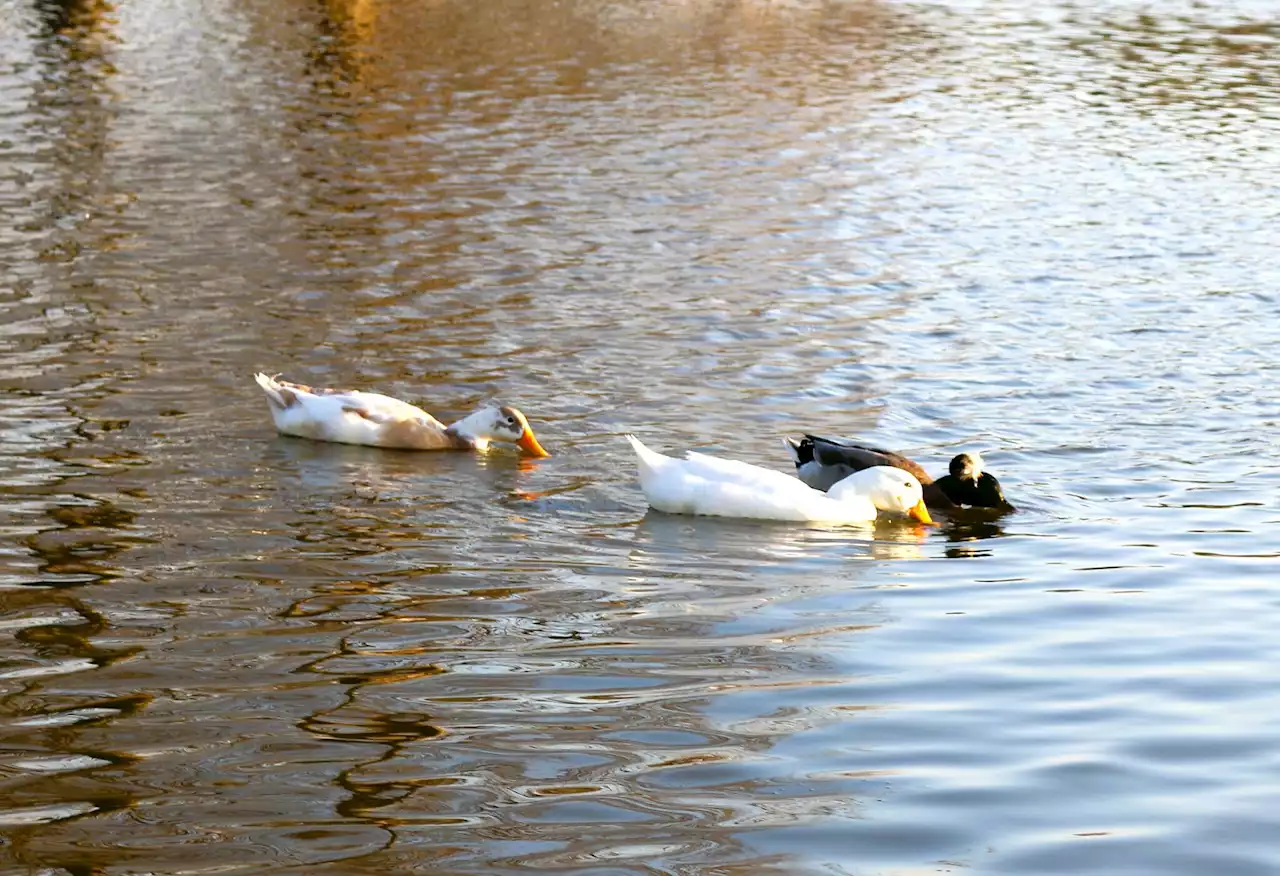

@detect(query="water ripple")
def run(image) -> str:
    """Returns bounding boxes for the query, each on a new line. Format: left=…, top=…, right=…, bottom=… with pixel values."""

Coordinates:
left=1, top=0, right=1279, bottom=873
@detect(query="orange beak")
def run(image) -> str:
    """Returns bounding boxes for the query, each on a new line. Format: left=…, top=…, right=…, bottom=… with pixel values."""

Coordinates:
left=908, top=499, right=933, bottom=525
left=516, top=428, right=550, bottom=458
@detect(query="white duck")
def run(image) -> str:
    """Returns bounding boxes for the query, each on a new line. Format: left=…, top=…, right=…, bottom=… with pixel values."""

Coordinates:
left=625, top=435, right=931, bottom=525
left=254, top=373, right=550, bottom=455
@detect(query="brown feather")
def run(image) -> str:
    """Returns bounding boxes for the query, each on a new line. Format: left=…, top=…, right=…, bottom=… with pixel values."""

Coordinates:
left=382, top=418, right=470, bottom=450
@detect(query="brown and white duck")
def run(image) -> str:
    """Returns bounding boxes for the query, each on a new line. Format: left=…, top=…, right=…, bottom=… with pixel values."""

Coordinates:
left=254, top=373, right=549, bottom=455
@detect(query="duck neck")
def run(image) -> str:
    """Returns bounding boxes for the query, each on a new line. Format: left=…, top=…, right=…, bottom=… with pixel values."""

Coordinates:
left=445, top=410, right=493, bottom=451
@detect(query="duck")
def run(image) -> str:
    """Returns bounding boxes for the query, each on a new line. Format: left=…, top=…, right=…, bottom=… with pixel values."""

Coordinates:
left=254, top=373, right=550, bottom=456
left=783, top=435, right=1012, bottom=511
left=626, top=435, right=932, bottom=525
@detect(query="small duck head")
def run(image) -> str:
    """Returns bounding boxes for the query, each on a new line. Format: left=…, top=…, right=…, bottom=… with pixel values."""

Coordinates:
left=949, top=451, right=984, bottom=482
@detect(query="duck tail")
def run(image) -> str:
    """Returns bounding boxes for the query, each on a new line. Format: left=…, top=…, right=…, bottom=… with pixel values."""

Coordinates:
left=782, top=436, right=801, bottom=464
left=782, top=436, right=813, bottom=467
left=625, top=434, right=670, bottom=481
left=254, top=372, right=289, bottom=410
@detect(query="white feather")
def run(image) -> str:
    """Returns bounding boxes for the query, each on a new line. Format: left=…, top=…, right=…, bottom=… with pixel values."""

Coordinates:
left=625, top=435, right=927, bottom=525
left=254, top=373, right=439, bottom=445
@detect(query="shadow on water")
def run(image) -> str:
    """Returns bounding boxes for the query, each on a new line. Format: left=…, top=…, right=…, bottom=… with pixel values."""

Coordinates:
left=23, top=497, right=143, bottom=588
left=0, top=2, right=147, bottom=837
left=940, top=518, right=1007, bottom=559
left=0, top=8, right=158, bottom=851
left=260, top=435, right=550, bottom=499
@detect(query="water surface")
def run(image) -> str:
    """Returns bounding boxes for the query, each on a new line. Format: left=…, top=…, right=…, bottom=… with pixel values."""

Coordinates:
left=2, top=0, right=1280, bottom=873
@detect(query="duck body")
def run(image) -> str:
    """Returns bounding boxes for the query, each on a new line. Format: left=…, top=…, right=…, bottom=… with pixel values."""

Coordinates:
left=626, top=435, right=931, bottom=525
left=254, top=373, right=549, bottom=455
left=784, top=434, right=1011, bottom=511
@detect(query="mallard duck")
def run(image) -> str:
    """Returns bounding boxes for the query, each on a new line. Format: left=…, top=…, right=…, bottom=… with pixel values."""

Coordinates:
left=783, top=435, right=1011, bottom=511
left=254, top=373, right=550, bottom=455
left=626, top=435, right=932, bottom=524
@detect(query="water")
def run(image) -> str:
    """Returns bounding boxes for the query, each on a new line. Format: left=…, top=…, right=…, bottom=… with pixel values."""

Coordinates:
left=2, top=0, right=1279, bottom=872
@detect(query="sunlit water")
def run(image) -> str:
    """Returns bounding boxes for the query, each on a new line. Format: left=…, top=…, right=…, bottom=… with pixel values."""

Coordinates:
left=2, top=0, right=1279, bottom=872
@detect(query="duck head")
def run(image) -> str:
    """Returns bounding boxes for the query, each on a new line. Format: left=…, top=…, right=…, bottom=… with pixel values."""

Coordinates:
left=453, top=405, right=550, bottom=456
left=949, top=451, right=983, bottom=480
left=829, top=465, right=933, bottom=524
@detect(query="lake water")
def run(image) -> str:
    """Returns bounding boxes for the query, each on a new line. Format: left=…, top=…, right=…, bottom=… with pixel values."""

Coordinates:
left=2, top=0, right=1279, bottom=873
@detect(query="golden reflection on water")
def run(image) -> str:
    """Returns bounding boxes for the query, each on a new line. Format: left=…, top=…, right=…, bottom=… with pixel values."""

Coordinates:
left=305, top=0, right=896, bottom=79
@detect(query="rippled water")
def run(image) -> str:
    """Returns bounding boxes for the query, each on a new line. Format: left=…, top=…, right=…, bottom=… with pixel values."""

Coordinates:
left=2, top=0, right=1280, bottom=872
